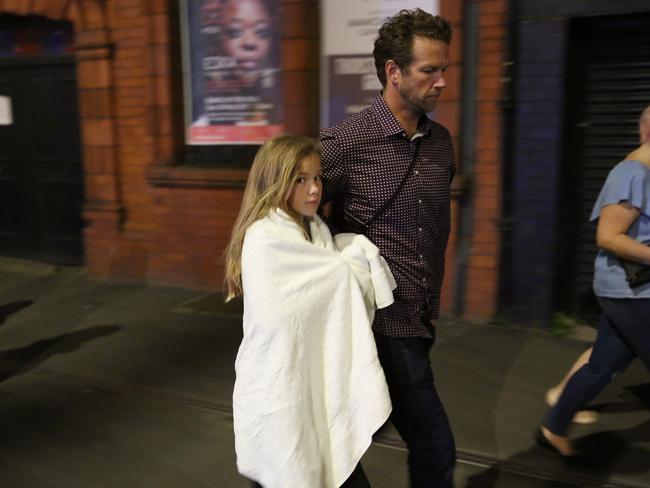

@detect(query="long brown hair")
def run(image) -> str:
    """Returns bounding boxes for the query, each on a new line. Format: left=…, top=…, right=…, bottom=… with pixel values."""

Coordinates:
left=223, top=134, right=320, bottom=301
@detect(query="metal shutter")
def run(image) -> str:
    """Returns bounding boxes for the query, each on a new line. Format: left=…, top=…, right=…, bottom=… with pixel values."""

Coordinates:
left=559, top=13, right=650, bottom=311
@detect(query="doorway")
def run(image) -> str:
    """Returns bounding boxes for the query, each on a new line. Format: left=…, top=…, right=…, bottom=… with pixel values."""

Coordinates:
left=555, top=12, right=650, bottom=313
left=0, top=16, right=83, bottom=265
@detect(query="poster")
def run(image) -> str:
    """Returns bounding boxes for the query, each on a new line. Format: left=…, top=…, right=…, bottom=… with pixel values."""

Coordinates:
left=181, top=0, right=283, bottom=145
left=321, top=1, right=439, bottom=127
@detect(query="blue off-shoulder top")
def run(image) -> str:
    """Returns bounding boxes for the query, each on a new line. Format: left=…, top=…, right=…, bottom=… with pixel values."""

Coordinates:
left=590, top=160, right=650, bottom=298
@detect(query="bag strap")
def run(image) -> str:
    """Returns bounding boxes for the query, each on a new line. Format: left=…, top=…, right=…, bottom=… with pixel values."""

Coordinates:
left=344, top=137, right=422, bottom=229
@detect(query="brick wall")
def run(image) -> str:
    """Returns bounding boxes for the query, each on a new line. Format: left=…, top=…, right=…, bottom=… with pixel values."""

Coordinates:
left=459, top=0, right=507, bottom=321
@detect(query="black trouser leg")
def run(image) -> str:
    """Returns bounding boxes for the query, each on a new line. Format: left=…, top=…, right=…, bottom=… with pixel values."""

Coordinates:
left=340, top=463, right=371, bottom=488
left=375, top=333, right=456, bottom=488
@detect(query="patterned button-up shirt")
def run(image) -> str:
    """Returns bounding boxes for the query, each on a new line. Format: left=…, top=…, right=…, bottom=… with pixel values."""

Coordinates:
left=320, top=94, right=455, bottom=337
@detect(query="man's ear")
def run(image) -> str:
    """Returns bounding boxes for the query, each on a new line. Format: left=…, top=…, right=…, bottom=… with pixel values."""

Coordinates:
left=385, top=60, right=400, bottom=85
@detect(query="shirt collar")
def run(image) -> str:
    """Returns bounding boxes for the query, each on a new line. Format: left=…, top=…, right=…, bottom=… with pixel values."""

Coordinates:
left=372, top=93, right=434, bottom=140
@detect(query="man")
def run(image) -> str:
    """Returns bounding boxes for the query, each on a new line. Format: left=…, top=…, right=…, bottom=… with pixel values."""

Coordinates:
left=319, top=9, right=456, bottom=488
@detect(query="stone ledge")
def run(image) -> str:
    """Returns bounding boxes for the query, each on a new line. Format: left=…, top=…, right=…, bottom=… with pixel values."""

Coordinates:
left=146, top=165, right=247, bottom=189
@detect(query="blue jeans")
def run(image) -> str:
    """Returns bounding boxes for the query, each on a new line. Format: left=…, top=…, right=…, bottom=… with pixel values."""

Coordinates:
left=544, top=297, right=650, bottom=435
left=375, top=333, right=456, bottom=488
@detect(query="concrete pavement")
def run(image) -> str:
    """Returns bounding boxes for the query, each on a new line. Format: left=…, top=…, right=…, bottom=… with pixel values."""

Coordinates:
left=0, top=258, right=648, bottom=487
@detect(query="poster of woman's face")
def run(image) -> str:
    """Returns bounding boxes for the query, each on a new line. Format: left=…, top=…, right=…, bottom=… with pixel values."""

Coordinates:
left=183, top=0, right=283, bottom=145
left=221, top=0, right=272, bottom=87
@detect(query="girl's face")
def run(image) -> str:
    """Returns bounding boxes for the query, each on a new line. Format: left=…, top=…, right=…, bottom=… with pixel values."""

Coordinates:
left=287, top=153, right=322, bottom=219
left=222, top=0, right=271, bottom=75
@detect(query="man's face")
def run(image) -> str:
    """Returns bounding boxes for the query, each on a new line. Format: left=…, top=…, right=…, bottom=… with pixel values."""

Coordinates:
left=396, top=37, right=449, bottom=115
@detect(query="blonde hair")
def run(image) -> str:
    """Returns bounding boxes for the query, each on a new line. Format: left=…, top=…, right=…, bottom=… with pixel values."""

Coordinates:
left=641, top=105, right=650, bottom=144
left=223, top=134, right=321, bottom=301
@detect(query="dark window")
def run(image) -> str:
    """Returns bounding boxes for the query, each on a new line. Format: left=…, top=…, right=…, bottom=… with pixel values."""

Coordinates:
left=0, top=14, right=74, bottom=57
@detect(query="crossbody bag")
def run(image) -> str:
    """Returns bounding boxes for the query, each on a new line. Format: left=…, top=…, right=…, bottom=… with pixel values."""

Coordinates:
left=620, top=258, right=650, bottom=288
left=336, top=137, right=422, bottom=232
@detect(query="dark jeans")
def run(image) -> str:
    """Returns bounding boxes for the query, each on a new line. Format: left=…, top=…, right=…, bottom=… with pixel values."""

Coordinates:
left=374, top=333, right=456, bottom=488
left=249, top=463, right=370, bottom=487
left=545, top=297, right=650, bottom=435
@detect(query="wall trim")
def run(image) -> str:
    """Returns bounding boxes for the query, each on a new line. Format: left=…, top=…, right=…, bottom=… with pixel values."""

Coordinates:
left=147, top=165, right=248, bottom=189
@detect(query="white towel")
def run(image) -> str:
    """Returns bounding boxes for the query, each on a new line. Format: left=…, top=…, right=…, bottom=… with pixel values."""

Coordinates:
left=233, top=209, right=392, bottom=488
left=334, top=233, right=397, bottom=309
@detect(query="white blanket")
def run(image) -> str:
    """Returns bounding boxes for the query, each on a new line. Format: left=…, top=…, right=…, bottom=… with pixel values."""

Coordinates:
left=233, top=209, right=394, bottom=488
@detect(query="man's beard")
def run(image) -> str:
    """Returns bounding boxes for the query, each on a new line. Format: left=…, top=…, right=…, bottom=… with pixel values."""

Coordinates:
left=400, top=88, right=437, bottom=115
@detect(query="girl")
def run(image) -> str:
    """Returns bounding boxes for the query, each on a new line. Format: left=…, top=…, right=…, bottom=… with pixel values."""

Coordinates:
left=224, top=134, right=395, bottom=488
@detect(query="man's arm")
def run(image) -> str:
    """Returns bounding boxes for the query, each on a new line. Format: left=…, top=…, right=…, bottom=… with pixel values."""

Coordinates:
left=318, top=129, right=347, bottom=207
left=318, top=128, right=347, bottom=230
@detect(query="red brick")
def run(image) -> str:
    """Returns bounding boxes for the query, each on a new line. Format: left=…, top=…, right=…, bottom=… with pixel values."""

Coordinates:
left=282, top=39, right=314, bottom=71
left=65, top=0, right=83, bottom=25
left=83, top=146, right=116, bottom=174
left=479, top=25, right=505, bottom=41
left=441, top=0, right=463, bottom=23
left=153, top=45, right=171, bottom=75
left=154, top=75, right=171, bottom=106
left=82, top=118, right=115, bottom=146
left=79, top=89, right=111, bottom=118
left=436, top=100, right=460, bottom=136
left=479, top=12, right=505, bottom=28
left=284, top=103, right=318, bottom=135
left=81, top=1, right=105, bottom=30
left=283, top=71, right=316, bottom=105
left=478, top=68, right=504, bottom=89
left=449, top=26, right=463, bottom=63
left=4, top=0, right=29, bottom=15
left=78, top=59, right=112, bottom=89
left=283, top=3, right=318, bottom=38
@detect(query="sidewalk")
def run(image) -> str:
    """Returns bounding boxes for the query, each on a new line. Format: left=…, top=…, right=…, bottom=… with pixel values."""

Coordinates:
left=0, top=259, right=648, bottom=487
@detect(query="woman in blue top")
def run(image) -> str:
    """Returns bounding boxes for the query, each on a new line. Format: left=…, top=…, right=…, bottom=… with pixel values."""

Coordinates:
left=537, top=104, right=650, bottom=458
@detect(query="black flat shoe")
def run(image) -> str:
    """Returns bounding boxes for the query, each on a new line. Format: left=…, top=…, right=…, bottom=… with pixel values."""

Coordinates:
left=533, top=428, right=591, bottom=465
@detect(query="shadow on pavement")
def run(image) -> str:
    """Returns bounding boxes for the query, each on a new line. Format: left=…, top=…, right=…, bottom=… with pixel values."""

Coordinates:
left=463, top=466, right=578, bottom=488
left=0, top=324, right=121, bottom=383
left=625, top=383, right=650, bottom=409
left=0, top=300, right=34, bottom=325
left=464, top=420, right=650, bottom=488
left=583, top=382, right=650, bottom=416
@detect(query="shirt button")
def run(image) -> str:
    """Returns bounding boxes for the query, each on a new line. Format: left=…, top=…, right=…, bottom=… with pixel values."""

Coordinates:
left=415, top=170, right=419, bottom=175
left=418, top=199, right=422, bottom=204
left=418, top=227, right=422, bottom=232
left=419, top=254, right=423, bottom=259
